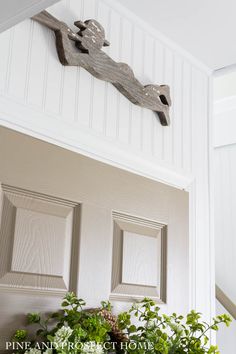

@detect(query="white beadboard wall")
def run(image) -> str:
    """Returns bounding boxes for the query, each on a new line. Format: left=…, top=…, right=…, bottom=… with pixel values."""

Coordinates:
left=0, top=0, right=214, bottom=319
left=214, top=142, right=236, bottom=352
left=213, top=93, right=236, bottom=304
left=214, top=144, right=236, bottom=301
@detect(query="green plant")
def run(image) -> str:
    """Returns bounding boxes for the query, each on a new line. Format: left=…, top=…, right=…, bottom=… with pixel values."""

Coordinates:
left=117, top=298, right=232, bottom=354
left=12, top=293, right=112, bottom=354
left=12, top=294, right=232, bottom=354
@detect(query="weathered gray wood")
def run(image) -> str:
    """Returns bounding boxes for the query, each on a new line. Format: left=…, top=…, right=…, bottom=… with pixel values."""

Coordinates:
left=32, top=11, right=171, bottom=126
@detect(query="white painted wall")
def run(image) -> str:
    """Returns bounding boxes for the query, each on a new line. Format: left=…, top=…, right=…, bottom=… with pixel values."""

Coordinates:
left=0, top=0, right=213, bottom=326
left=214, top=71, right=236, bottom=101
left=216, top=300, right=236, bottom=354
left=214, top=144, right=236, bottom=301
left=214, top=72, right=236, bottom=352
left=213, top=74, right=236, bottom=301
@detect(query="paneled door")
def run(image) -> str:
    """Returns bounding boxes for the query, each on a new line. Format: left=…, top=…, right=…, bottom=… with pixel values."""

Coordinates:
left=0, top=127, right=189, bottom=348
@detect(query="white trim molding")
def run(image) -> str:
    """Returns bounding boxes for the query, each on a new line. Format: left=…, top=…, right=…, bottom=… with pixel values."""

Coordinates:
left=0, top=96, right=193, bottom=190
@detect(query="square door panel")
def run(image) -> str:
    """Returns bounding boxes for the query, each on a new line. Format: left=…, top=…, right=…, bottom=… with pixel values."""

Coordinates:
left=111, top=211, right=167, bottom=302
left=0, top=184, right=80, bottom=294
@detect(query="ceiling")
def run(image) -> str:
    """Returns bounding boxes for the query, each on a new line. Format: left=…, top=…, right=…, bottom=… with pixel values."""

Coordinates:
left=0, top=0, right=59, bottom=33
left=1, top=0, right=235, bottom=71
left=117, top=0, right=236, bottom=71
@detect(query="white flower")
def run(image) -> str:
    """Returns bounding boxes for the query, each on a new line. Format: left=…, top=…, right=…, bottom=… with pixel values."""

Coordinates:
left=44, top=350, right=53, bottom=354
left=25, top=349, right=41, bottom=354
left=81, top=341, right=104, bottom=354
left=54, top=325, right=73, bottom=348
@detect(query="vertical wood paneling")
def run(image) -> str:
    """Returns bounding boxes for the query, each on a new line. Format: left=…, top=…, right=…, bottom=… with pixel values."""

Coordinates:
left=91, top=1, right=110, bottom=133
left=116, top=18, right=132, bottom=144
left=142, top=35, right=155, bottom=155
left=172, top=54, right=183, bottom=168
left=8, top=21, right=31, bottom=100
left=61, top=66, right=77, bottom=122
left=44, top=30, right=63, bottom=115
left=162, top=47, right=174, bottom=164
left=182, top=61, right=192, bottom=171
left=130, top=26, right=144, bottom=150
left=0, top=28, right=12, bottom=93
left=24, top=20, right=34, bottom=102
left=3, top=28, right=15, bottom=95
left=75, top=0, right=95, bottom=126
left=115, top=15, right=123, bottom=139
left=68, top=0, right=85, bottom=123
left=27, top=22, right=48, bottom=108
left=153, top=40, right=165, bottom=159
left=88, top=0, right=99, bottom=129
left=105, top=9, right=121, bottom=138
left=42, top=0, right=69, bottom=115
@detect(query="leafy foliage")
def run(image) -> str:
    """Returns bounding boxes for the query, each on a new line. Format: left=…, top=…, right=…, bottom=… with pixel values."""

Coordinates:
left=12, top=293, right=112, bottom=353
left=116, top=298, right=232, bottom=354
left=12, top=293, right=232, bottom=353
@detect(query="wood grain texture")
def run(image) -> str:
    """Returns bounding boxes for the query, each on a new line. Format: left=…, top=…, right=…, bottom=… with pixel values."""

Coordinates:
left=0, top=184, right=80, bottom=293
left=32, top=10, right=171, bottom=126
left=11, top=208, right=67, bottom=276
left=122, top=231, right=158, bottom=287
left=111, top=211, right=167, bottom=302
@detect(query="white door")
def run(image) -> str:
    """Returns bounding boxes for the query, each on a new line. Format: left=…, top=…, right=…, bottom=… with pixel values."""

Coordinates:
left=0, top=126, right=189, bottom=348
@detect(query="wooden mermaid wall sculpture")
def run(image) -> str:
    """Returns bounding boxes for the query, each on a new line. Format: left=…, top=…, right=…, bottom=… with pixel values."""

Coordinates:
left=32, top=11, right=171, bottom=126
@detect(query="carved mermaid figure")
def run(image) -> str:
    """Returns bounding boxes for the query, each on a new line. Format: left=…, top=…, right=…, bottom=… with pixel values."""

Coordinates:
left=32, top=11, right=171, bottom=126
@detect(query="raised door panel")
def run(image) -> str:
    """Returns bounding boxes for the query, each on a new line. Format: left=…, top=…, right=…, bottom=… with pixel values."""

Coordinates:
left=0, top=184, right=80, bottom=294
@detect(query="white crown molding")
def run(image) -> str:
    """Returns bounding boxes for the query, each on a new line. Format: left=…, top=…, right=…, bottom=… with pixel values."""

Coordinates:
left=0, top=0, right=60, bottom=34
left=213, top=64, right=236, bottom=77
left=0, top=95, right=193, bottom=190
